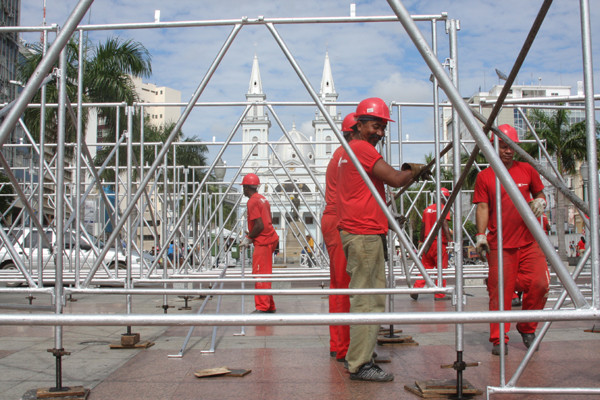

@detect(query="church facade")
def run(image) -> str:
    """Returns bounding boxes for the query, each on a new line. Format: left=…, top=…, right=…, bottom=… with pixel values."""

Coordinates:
left=240, top=53, right=344, bottom=263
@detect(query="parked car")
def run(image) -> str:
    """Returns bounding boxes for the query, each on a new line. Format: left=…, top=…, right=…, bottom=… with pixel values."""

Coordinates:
left=0, top=228, right=142, bottom=273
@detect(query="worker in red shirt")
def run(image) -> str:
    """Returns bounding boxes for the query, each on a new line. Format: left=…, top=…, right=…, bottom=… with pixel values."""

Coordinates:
left=321, top=112, right=358, bottom=363
left=577, top=236, right=586, bottom=256
left=240, top=173, right=279, bottom=313
left=413, top=187, right=453, bottom=300
left=473, top=124, right=550, bottom=356
left=337, top=97, right=430, bottom=381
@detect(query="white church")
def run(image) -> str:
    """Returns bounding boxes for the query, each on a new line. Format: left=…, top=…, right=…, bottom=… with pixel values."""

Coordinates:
left=240, top=53, right=344, bottom=263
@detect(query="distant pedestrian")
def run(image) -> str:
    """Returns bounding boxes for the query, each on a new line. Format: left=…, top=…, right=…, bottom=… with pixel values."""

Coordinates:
left=577, top=236, right=586, bottom=256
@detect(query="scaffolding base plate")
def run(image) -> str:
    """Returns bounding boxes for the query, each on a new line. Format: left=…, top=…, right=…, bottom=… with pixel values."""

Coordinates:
left=109, top=341, right=154, bottom=349
left=22, top=386, right=89, bottom=400
left=377, top=335, right=418, bottom=346
left=379, top=327, right=403, bottom=334
left=404, top=379, right=481, bottom=398
left=584, top=325, right=600, bottom=333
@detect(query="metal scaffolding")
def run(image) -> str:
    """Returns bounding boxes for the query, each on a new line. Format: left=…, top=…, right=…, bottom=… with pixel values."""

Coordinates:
left=0, top=0, right=598, bottom=397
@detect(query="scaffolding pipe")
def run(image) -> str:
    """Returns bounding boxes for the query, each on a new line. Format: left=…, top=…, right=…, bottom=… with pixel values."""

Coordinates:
left=0, top=308, right=598, bottom=327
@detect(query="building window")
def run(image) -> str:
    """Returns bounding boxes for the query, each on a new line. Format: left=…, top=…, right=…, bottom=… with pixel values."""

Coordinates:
left=303, top=213, right=314, bottom=225
left=272, top=213, right=280, bottom=226
left=325, top=136, right=332, bottom=155
left=252, top=136, right=258, bottom=156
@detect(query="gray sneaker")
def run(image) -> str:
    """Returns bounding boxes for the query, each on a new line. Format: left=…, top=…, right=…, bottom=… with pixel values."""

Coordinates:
left=349, top=363, right=394, bottom=382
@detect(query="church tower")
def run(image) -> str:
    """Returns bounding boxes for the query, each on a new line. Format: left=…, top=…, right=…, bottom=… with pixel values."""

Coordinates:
left=313, top=52, right=341, bottom=168
left=242, top=55, right=271, bottom=173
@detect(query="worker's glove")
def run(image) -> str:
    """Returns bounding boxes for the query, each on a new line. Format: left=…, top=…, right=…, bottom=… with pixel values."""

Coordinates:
left=392, top=211, right=407, bottom=227
left=529, top=198, right=546, bottom=218
left=475, top=234, right=490, bottom=261
left=240, top=236, right=253, bottom=248
left=401, top=163, right=432, bottom=182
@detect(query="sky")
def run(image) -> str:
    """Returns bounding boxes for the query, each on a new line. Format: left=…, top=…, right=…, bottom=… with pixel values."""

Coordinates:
left=18, top=1, right=600, bottom=176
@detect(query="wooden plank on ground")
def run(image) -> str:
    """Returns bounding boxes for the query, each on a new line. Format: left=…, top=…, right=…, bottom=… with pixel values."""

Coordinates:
left=194, top=367, right=231, bottom=378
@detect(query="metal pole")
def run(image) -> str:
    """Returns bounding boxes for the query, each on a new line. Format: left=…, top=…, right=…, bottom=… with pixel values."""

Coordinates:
left=579, top=0, right=599, bottom=309
left=50, top=44, right=68, bottom=394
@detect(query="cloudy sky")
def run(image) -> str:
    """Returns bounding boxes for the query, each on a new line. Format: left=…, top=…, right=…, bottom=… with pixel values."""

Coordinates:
left=19, top=1, right=600, bottom=171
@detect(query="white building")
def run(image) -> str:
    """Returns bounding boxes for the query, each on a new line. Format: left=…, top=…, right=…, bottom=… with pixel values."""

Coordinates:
left=240, top=53, right=343, bottom=259
left=131, top=75, right=182, bottom=128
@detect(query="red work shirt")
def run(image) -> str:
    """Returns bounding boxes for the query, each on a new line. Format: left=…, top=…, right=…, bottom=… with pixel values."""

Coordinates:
left=247, top=192, right=279, bottom=246
left=323, top=146, right=345, bottom=217
left=336, top=139, right=387, bottom=235
left=422, top=203, right=451, bottom=244
left=472, top=161, right=545, bottom=249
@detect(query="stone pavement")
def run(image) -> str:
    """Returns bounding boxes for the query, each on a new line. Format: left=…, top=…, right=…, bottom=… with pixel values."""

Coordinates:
left=0, top=283, right=599, bottom=400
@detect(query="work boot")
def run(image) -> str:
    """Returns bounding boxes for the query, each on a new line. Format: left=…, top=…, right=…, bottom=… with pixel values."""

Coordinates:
left=492, top=344, right=508, bottom=356
left=410, top=293, right=419, bottom=300
left=349, top=363, right=394, bottom=382
left=520, top=332, right=537, bottom=349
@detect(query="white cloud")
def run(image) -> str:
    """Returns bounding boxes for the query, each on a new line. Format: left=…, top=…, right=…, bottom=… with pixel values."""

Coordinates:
left=17, top=0, right=600, bottom=169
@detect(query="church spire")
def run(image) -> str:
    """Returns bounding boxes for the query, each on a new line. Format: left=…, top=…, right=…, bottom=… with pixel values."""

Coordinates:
left=248, top=54, right=263, bottom=95
left=320, top=51, right=336, bottom=96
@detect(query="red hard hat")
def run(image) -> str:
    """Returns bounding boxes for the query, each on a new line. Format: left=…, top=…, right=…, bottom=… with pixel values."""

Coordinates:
left=492, top=124, right=519, bottom=143
left=342, top=112, right=357, bottom=132
left=242, top=173, right=260, bottom=186
left=441, top=187, right=450, bottom=196
left=355, top=97, right=395, bottom=122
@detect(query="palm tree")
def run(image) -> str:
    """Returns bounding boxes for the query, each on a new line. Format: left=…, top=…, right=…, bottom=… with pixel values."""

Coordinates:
left=19, top=36, right=152, bottom=145
left=522, top=108, right=596, bottom=261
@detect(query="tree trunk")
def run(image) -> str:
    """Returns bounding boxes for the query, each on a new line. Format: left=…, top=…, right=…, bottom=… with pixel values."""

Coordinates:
left=556, top=190, right=568, bottom=262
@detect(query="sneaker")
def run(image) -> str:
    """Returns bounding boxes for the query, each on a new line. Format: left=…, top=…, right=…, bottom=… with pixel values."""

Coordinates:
left=520, top=332, right=536, bottom=349
left=251, top=309, right=270, bottom=314
left=349, top=363, right=394, bottom=382
left=336, top=357, right=346, bottom=363
left=410, top=294, right=419, bottom=300
left=330, top=351, right=337, bottom=358
left=491, top=344, right=508, bottom=356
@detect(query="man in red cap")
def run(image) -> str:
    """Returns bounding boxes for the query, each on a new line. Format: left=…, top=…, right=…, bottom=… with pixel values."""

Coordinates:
left=473, top=124, right=550, bottom=355
left=241, top=173, right=279, bottom=313
left=322, top=112, right=358, bottom=363
left=413, top=187, right=453, bottom=300
left=337, top=97, right=430, bottom=382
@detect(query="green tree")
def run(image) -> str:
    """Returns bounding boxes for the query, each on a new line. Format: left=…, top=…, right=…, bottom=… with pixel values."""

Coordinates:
left=523, top=108, right=598, bottom=261
left=19, top=36, right=152, bottom=146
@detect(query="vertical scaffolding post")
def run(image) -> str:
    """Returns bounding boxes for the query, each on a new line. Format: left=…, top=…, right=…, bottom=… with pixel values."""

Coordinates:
left=49, top=44, right=69, bottom=394
left=578, top=0, right=599, bottom=308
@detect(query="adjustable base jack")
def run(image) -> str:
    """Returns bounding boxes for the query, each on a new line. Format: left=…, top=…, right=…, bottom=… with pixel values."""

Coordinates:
left=178, top=295, right=193, bottom=310
left=109, top=326, right=154, bottom=349
left=22, top=348, right=89, bottom=399
left=377, top=325, right=417, bottom=346
left=404, top=351, right=482, bottom=399
left=158, top=304, right=174, bottom=313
